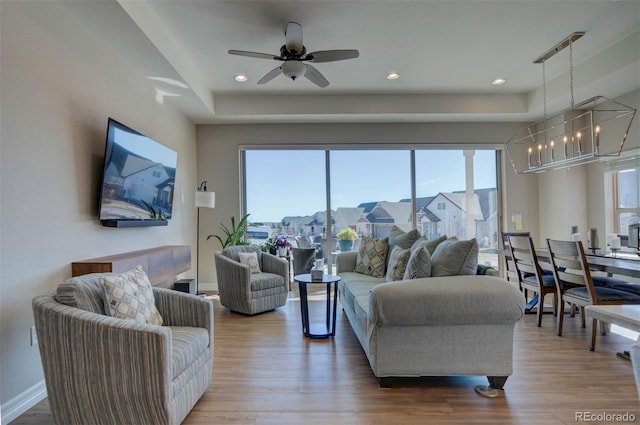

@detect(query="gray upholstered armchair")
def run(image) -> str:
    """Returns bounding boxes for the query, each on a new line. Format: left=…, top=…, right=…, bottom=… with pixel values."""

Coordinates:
left=214, top=245, right=289, bottom=315
left=32, top=273, right=213, bottom=425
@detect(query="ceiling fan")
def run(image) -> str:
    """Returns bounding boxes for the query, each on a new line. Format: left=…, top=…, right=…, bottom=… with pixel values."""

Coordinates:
left=228, top=22, right=359, bottom=88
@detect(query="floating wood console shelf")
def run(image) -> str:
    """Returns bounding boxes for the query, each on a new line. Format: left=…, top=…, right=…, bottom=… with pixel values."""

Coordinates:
left=72, top=245, right=190, bottom=286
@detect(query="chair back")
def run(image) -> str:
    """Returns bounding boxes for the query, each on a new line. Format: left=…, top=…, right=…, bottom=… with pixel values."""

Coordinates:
left=55, top=273, right=111, bottom=315
left=508, top=235, right=544, bottom=288
left=292, top=248, right=316, bottom=275
left=501, top=231, right=531, bottom=283
left=295, top=236, right=312, bottom=249
left=546, top=239, right=596, bottom=302
left=220, top=245, right=262, bottom=262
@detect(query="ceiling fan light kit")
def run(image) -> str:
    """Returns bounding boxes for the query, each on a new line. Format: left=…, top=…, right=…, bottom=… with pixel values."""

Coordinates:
left=281, top=61, right=306, bottom=80
left=506, top=32, right=636, bottom=174
left=228, top=21, right=359, bottom=88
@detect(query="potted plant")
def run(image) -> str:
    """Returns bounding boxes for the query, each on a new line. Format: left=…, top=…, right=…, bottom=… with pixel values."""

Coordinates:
left=260, top=237, right=277, bottom=255
left=337, top=228, right=358, bottom=252
left=207, top=214, right=251, bottom=248
left=273, top=235, right=291, bottom=257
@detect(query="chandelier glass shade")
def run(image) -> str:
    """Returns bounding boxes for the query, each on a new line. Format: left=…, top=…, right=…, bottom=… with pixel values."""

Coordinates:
left=505, top=32, right=636, bottom=174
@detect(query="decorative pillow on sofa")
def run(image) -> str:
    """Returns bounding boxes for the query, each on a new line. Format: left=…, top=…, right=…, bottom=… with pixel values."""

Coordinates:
left=239, top=251, right=261, bottom=274
left=410, top=235, right=448, bottom=255
left=388, top=225, right=421, bottom=251
left=385, top=245, right=411, bottom=281
left=403, top=247, right=432, bottom=280
left=355, top=236, right=389, bottom=278
left=100, top=266, right=163, bottom=325
left=430, top=238, right=479, bottom=277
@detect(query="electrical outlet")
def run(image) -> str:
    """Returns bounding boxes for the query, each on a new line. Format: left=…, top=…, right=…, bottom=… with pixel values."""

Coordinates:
left=30, top=326, right=38, bottom=346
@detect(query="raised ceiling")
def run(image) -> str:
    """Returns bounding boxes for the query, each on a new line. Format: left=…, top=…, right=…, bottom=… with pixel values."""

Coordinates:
left=113, top=1, right=640, bottom=123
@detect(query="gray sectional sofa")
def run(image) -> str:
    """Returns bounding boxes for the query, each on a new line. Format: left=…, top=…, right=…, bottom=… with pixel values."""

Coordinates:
left=336, top=249, right=525, bottom=389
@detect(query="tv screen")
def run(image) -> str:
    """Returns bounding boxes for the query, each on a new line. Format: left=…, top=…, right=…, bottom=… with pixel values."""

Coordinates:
left=98, top=118, right=177, bottom=226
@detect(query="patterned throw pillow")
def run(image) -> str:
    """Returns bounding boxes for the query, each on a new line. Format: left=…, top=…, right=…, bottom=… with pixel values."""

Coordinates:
left=431, top=238, right=479, bottom=277
left=355, top=236, right=389, bottom=278
left=403, top=247, right=432, bottom=280
left=239, top=251, right=261, bottom=273
left=385, top=246, right=411, bottom=281
left=100, top=266, right=163, bottom=325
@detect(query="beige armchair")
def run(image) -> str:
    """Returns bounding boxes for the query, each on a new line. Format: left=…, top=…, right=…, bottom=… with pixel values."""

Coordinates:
left=215, top=245, right=289, bottom=315
left=32, top=272, right=214, bottom=425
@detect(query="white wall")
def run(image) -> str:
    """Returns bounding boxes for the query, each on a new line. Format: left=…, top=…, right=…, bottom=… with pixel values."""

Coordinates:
left=0, top=2, right=197, bottom=420
left=195, top=122, right=529, bottom=286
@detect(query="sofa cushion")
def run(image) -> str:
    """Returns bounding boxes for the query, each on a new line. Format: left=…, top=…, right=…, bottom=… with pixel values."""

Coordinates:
left=338, top=271, right=386, bottom=286
left=385, top=246, right=411, bottom=282
left=341, top=281, right=378, bottom=311
left=403, top=247, right=432, bottom=279
left=353, top=294, right=370, bottom=327
left=239, top=251, right=261, bottom=274
left=431, top=238, right=479, bottom=277
left=411, top=235, right=448, bottom=255
left=355, top=236, right=389, bottom=278
left=100, top=266, right=163, bottom=325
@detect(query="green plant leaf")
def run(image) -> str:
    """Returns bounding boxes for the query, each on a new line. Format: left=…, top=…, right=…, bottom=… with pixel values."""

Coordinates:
left=207, top=214, right=251, bottom=248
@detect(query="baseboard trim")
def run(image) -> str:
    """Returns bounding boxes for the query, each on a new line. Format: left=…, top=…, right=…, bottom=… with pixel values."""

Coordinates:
left=199, top=282, right=218, bottom=292
left=1, top=380, right=47, bottom=424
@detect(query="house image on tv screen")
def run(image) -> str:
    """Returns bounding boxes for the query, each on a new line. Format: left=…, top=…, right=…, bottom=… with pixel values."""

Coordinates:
left=100, top=130, right=177, bottom=221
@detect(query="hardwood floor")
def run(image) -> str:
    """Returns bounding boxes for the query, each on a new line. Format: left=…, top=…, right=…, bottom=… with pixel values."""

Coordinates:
left=12, top=289, right=640, bottom=425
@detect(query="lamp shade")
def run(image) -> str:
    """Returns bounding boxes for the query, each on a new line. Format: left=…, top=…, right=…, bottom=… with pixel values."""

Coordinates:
left=195, top=191, right=215, bottom=208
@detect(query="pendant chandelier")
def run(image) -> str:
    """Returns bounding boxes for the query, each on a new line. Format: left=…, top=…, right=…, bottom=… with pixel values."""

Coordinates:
left=506, top=32, right=636, bottom=174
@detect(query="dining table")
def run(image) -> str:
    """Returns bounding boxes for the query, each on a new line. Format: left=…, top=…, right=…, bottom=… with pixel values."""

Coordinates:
left=496, top=247, right=640, bottom=279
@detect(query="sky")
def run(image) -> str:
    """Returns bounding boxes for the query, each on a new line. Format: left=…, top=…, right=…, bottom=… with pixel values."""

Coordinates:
left=112, top=125, right=177, bottom=168
left=245, top=149, right=496, bottom=223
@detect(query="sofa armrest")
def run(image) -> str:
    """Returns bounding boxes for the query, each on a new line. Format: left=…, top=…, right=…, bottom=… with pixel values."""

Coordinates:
left=337, top=251, right=358, bottom=274
left=32, top=293, right=173, bottom=424
left=215, top=251, right=251, bottom=296
left=153, top=287, right=214, bottom=347
left=369, top=275, right=525, bottom=327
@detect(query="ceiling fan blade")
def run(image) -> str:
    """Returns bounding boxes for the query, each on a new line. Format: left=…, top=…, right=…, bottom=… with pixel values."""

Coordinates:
left=307, top=49, right=360, bottom=63
left=285, top=22, right=304, bottom=55
left=228, top=50, right=279, bottom=60
left=303, top=64, right=329, bottom=88
left=257, top=66, right=283, bottom=85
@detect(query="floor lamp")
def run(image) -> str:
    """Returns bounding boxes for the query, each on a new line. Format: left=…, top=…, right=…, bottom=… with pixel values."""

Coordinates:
left=195, top=181, right=215, bottom=295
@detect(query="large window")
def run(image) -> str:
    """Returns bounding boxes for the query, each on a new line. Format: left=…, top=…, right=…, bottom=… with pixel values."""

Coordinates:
left=243, top=147, right=499, bottom=271
left=330, top=150, right=411, bottom=240
left=614, top=166, right=640, bottom=236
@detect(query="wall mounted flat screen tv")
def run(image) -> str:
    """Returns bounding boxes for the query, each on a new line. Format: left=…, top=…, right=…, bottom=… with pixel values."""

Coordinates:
left=98, top=118, right=177, bottom=227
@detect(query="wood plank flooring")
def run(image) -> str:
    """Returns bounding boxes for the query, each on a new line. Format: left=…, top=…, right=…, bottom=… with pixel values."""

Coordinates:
left=12, top=288, right=640, bottom=424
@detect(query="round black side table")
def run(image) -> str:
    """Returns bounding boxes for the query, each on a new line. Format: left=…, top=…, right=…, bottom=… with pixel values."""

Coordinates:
left=293, top=273, right=341, bottom=339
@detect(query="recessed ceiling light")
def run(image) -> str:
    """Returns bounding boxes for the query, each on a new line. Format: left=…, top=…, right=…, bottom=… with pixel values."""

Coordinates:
left=234, top=74, right=248, bottom=82
left=492, top=78, right=506, bottom=85
left=386, top=72, right=400, bottom=80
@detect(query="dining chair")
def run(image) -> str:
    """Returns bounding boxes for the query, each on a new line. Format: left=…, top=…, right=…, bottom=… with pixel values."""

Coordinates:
left=508, top=235, right=557, bottom=327
left=546, top=239, right=640, bottom=349
left=501, top=232, right=531, bottom=292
